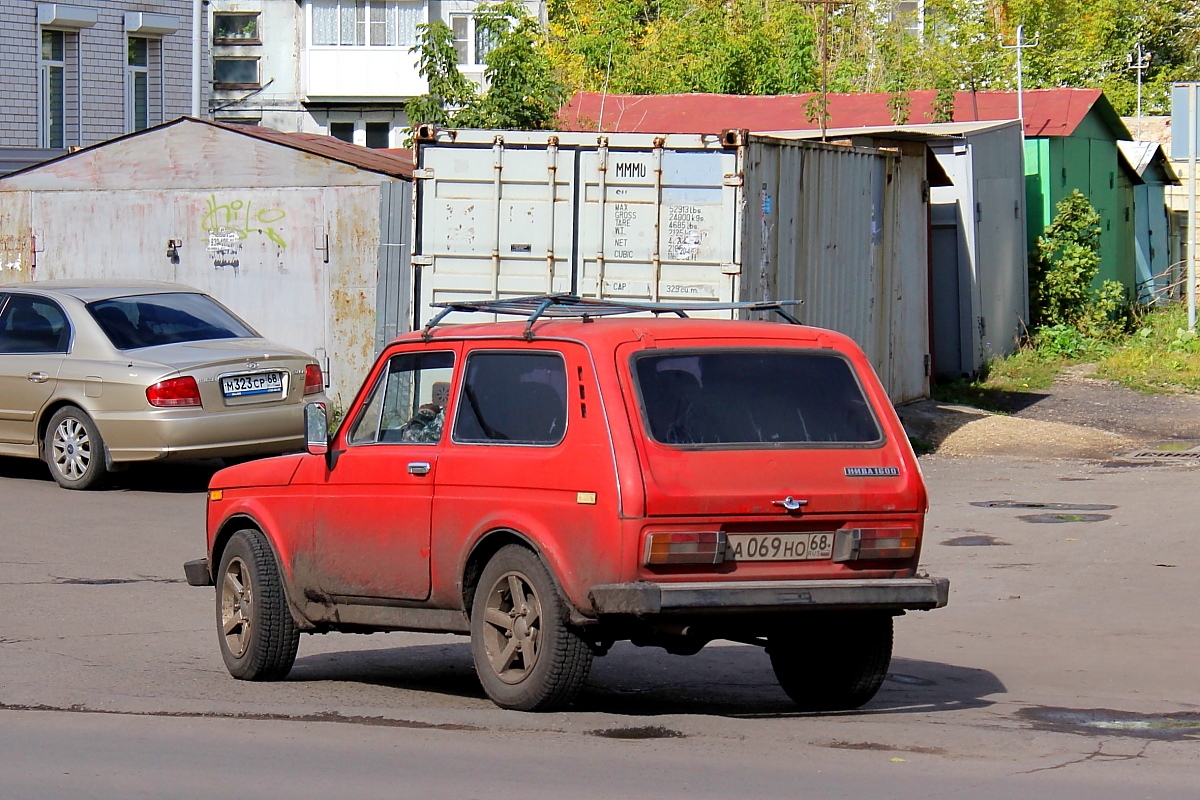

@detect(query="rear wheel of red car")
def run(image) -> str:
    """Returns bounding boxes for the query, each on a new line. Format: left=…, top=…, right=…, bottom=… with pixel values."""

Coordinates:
left=768, top=613, right=893, bottom=711
left=216, top=529, right=300, bottom=681
left=44, top=406, right=108, bottom=490
left=470, top=545, right=593, bottom=711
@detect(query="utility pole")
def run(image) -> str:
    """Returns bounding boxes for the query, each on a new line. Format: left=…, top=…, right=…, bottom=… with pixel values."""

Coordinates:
left=1126, top=44, right=1152, bottom=139
left=1000, top=24, right=1039, bottom=125
left=800, top=0, right=853, bottom=140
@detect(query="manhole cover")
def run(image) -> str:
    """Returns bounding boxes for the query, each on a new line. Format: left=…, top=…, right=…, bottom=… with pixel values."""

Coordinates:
left=1018, top=513, right=1111, bottom=524
left=941, top=535, right=1009, bottom=546
left=972, top=501, right=1116, bottom=511
left=1018, top=707, right=1200, bottom=740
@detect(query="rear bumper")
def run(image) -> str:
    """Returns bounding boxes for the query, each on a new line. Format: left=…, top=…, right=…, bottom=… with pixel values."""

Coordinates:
left=97, top=399, right=320, bottom=462
left=589, top=576, right=949, bottom=615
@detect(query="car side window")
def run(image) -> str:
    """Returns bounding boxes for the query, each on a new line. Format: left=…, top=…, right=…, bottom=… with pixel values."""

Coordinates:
left=346, top=351, right=455, bottom=446
left=453, top=351, right=567, bottom=446
left=0, top=294, right=71, bottom=354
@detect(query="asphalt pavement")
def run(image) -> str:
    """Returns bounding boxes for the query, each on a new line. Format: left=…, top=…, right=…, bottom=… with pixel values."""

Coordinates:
left=1, top=452, right=1198, bottom=798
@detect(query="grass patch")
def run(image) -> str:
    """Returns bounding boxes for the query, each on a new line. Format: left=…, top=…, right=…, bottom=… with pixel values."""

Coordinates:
left=1096, top=304, right=1200, bottom=392
left=933, top=303, right=1200, bottom=409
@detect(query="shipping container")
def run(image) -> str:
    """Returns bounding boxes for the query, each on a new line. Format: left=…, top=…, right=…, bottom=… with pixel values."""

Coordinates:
left=782, top=121, right=1029, bottom=381
left=0, top=118, right=413, bottom=406
left=412, top=128, right=931, bottom=402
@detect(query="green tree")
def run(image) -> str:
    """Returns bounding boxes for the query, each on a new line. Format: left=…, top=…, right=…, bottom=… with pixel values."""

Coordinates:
left=1032, top=190, right=1127, bottom=336
left=408, top=1, right=565, bottom=133
left=406, top=20, right=478, bottom=130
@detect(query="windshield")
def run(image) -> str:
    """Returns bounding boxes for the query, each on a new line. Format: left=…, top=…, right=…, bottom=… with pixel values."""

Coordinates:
left=633, top=349, right=882, bottom=447
left=87, top=293, right=258, bottom=350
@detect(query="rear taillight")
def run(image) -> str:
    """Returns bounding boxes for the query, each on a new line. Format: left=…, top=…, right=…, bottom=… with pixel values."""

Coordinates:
left=644, top=531, right=727, bottom=565
left=832, top=527, right=918, bottom=562
left=304, top=364, right=323, bottom=395
left=147, top=376, right=202, bottom=408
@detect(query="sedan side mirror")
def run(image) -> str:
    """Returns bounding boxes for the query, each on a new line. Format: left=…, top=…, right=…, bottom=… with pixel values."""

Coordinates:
left=305, top=402, right=329, bottom=456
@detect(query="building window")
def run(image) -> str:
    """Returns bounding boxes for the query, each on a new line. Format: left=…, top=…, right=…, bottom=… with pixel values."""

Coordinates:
left=214, top=12, right=260, bottom=43
left=450, top=14, right=494, bottom=66
left=213, top=58, right=260, bottom=88
left=329, top=122, right=355, bottom=142
left=125, top=37, right=150, bottom=132
left=365, top=122, right=389, bottom=148
left=892, top=0, right=923, bottom=39
left=311, top=0, right=421, bottom=47
left=40, top=30, right=65, bottom=148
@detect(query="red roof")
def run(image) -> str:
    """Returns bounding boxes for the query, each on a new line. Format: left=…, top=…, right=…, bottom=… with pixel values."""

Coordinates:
left=561, top=89, right=1129, bottom=140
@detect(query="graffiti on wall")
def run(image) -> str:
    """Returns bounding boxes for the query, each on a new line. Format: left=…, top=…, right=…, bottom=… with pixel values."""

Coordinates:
left=200, top=195, right=288, bottom=270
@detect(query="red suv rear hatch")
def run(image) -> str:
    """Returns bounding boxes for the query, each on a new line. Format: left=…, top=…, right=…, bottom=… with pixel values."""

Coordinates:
left=624, top=344, right=924, bottom=517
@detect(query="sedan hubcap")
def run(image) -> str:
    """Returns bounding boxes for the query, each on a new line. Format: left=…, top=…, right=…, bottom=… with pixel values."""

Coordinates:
left=52, top=419, right=91, bottom=480
left=482, top=571, right=542, bottom=684
left=221, top=557, right=253, bottom=658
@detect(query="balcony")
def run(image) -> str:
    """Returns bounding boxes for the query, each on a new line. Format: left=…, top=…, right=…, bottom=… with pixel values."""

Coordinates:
left=302, top=47, right=428, bottom=101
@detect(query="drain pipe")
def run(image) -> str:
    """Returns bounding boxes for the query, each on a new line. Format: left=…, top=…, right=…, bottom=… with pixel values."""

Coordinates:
left=191, top=0, right=201, bottom=116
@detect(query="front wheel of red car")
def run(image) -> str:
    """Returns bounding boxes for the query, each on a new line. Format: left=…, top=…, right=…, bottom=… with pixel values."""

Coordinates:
left=470, top=545, right=593, bottom=711
left=768, top=613, right=893, bottom=711
left=216, top=529, right=300, bottom=681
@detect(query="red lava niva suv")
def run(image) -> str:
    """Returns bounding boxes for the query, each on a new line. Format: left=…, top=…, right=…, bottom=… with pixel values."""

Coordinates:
left=185, top=296, right=949, bottom=712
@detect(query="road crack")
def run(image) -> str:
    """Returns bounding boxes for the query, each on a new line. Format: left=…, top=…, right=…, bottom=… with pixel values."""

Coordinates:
left=1018, top=740, right=1150, bottom=775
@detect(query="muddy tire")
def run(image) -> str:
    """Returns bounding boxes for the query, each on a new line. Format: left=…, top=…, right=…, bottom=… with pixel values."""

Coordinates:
left=470, top=545, right=593, bottom=711
left=216, top=529, right=300, bottom=681
left=768, top=613, right=893, bottom=711
left=44, top=406, right=108, bottom=490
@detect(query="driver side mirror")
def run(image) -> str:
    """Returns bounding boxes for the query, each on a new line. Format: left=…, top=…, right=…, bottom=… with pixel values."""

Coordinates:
left=305, top=402, right=329, bottom=456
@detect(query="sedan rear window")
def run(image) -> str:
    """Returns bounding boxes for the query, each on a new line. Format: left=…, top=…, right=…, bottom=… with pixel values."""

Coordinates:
left=88, top=293, right=257, bottom=350
left=634, top=350, right=882, bottom=446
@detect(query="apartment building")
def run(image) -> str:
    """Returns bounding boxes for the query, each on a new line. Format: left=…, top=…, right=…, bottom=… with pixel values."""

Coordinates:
left=208, top=0, right=544, bottom=148
left=0, top=1, right=199, bottom=148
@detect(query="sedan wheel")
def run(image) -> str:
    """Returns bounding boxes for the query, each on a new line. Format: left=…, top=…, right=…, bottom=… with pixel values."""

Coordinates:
left=44, top=407, right=108, bottom=490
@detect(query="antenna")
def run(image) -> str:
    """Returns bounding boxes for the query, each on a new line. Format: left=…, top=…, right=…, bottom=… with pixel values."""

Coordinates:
left=1126, top=44, right=1152, bottom=139
left=1000, top=24, right=1039, bottom=127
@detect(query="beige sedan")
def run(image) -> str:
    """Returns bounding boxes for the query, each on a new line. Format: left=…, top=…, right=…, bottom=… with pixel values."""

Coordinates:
left=0, top=281, right=328, bottom=489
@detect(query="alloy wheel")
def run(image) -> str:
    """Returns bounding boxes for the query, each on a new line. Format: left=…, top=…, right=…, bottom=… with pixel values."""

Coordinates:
left=51, top=417, right=91, bottom=480
left=481, top=570, right=543, bottom=684
left=221, top=556, right=253, bottom=659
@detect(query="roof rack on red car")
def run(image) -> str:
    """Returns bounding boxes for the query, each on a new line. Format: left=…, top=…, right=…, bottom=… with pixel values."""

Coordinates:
left=421, top=294, right=803, bottom=341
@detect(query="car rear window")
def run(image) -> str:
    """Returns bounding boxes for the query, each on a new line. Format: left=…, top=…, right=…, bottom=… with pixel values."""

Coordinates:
left=633, top=350, right=882, bottom=447
left=87, top=293, right=257, bottom=350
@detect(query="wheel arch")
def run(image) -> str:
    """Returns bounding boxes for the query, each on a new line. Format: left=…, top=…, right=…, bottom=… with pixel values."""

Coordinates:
left=461, top=529, right=569, bottom=620
left=211, top=512, right=311, bottom=629
left=37, top=399, right=90, bottom=458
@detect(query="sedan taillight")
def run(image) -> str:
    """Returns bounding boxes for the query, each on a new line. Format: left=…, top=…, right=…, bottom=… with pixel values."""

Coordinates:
left=304, top=364, right=324, bottom=395
left=147, top=376, right=202, bottom=408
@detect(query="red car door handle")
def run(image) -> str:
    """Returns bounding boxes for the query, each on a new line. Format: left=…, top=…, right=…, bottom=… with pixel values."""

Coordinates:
left=407, top=462, right=431, bottom=476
